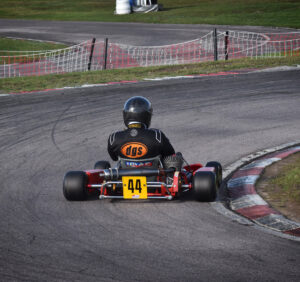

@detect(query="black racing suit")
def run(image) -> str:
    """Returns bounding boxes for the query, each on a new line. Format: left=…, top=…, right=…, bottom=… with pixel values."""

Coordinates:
left=107, top=128, right=175, bottom=162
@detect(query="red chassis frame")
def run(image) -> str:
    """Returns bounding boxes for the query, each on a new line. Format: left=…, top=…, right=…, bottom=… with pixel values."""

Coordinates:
left=83, top=163, right=215, bottom=200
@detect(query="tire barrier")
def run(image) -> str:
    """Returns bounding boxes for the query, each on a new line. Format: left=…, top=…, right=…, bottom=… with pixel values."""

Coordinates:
left=115, top=0, right=131, bottom=15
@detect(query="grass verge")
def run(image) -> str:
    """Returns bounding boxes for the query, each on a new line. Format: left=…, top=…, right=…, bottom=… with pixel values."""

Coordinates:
left=0, top=37, right=68, bottom=64
left=0, top=0, right=299, bottom=28
left=271, top=158, right=300, bottom=204
left=0, top=56, right=300, bottom=93
left=0, top=37, right=67, bottom=53
left=256, top=153, right=300, bottom=222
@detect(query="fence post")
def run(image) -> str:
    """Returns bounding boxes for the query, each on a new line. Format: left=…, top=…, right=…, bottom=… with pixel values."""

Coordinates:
left=103, top=38, right=109, bottom=70
left=213, top=28, right=218, bottom=61
left=225, top=31, right=229, bottom=60
left=88, top=38, right=96, bottom=71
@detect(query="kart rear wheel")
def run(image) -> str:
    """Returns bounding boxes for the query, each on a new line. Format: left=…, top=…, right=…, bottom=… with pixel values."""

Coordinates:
left=63, top=171, right=88, bottom=201
left=193, top=171, right=216, bottom=202
left=94, top=160, right=111, bottom=169
left=205, top=161, right=222, bottom=187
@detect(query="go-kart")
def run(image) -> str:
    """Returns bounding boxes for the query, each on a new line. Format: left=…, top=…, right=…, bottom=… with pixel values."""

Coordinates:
left=63, top=155, right=222, bottom=202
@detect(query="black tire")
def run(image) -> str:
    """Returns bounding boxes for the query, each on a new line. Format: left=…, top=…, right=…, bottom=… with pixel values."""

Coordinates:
left=63, top=171, right=88, bottom=201
left=193, top=171, right=216, bottom=202
left=94, top=160, right=111, bottom=169
left=205, top=161, right=222, bottom=187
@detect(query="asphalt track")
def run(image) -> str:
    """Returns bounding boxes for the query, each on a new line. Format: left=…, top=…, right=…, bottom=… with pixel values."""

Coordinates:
left=0, top=19, right=297, bottom=45
left=1, top=69, right=300, bottom=281
left=1, top=20, right=300, bottom=281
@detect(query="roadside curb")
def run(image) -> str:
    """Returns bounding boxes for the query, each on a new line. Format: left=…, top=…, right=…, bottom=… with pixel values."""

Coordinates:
left=5, top=70, right=245, bottom=95
left=225, top=144, right=300, bottom=237
left=3, top=66, right=299, bottom=95
left=8, top=80, right=139, bottom=95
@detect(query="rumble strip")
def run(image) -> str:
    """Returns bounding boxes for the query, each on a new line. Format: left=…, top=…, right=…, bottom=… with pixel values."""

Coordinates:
left=227, top=146, right=300, bottom=237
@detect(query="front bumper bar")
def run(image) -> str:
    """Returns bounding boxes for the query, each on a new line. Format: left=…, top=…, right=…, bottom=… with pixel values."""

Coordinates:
left=99, top=195, right=173, bottom=200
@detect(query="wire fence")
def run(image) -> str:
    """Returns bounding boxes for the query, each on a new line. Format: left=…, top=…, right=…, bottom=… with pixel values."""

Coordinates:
left=1, top=30, right=299, bottom=78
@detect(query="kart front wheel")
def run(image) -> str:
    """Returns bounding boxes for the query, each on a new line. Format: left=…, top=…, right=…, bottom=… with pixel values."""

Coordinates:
left=94, top=160, right=111, bottom=169
left=63, top=171, right=88, bottom=201
left=193, top=171, right=216, bottom=202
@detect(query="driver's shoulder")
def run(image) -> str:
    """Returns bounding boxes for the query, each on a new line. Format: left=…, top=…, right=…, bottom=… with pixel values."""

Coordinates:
left=108, top=129, right=125, bottom=145
left=109, top=128, right=128, bottom=136
left=148, top=128, right=164, bottom=143
left=148, top=127, right=161, bottom=132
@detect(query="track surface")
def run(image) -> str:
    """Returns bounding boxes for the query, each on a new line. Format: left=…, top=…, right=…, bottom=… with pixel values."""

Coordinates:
left=1, top=70, right=300, bottom=281
left=0, top=19, right=297, bottom=45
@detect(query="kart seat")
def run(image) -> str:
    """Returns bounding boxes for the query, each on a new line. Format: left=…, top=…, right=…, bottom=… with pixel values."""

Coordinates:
left=118, top=156, right=162, bottom=170
left=118, top=156, right=163, bottom=182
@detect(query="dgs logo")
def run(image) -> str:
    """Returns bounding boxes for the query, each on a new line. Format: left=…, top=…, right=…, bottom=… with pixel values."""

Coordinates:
left=121, top=142, right=148, bottom=158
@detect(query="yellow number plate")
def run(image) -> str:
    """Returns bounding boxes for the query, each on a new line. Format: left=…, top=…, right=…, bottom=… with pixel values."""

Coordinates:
left=122, top=176, right=147, bottom=199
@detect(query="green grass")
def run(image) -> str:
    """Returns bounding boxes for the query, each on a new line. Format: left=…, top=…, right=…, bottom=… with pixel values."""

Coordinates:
left=1, top=56, right=300, bottom=93
left=0, top=0, right=299, bottom=28
left=0, top=37, right=68, bottom=64
left=0, top=37, right=67, bottom=53
left=270, top=154, right=300, bottom=205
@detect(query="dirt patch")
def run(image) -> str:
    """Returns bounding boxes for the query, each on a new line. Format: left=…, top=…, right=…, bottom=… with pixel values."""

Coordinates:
left=256, top=152, right=300, bottom=222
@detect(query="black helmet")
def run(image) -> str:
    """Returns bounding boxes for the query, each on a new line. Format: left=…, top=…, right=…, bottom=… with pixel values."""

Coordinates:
left=123, top=96, right=153, bottom=128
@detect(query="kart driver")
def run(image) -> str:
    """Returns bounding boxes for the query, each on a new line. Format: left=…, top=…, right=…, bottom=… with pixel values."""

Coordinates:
left=107, top=96, right=175, bottom=167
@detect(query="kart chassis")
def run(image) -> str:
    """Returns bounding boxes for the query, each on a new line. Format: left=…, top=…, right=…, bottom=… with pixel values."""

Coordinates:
left=85, top=165, right=203, bottom=200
